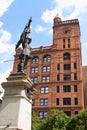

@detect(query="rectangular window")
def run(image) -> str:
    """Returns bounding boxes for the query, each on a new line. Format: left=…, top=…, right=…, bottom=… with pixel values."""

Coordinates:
left=31, top=77, right=37, bottom=83
left=56, top=86, right=60, bottom=93
left=74, top=98, right=78, bottom=105
left=64, top=111, right=71, bottom=116
left=74, top=73, right=77, bottom=80
left=57, top=64, right=60, bottom=70
left=68, top=38, right=70, bottom=48
left=74, top=85, right=78, bottom=92
left=74, top=63, right=77, bottom=69
left=63, top=39, right=65, bottom=48
left=43, top=66, right=50, bottom=72
left=42, top=76, right=50, bottom=82
left=64, top=64, right=70, bottom=70
left=39, top=112, right=48, bottom=119
left=64, top=74, right=71, bottom=80
left=40, top=99, right=48, bottom=106
left=56, top=98, right=59, bottom=105
left=57, top=74, right=60, bottom=81
left=31, top=67, right=38, bottom=73
left=63, top=43, right=65, bottom=48
left=41, top=87, right=48, bottom=94
left=75, top=111, right=78, bottom=115
left=63, top=98, right=71, bottom=105
left=63, top=85, right=71, bottom=92
left=68, top=38, right=70, bottom=44
left=68, top=44, right=70, bottom=48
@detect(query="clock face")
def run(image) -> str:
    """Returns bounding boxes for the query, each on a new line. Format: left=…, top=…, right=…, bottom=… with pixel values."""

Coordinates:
left=63, top=27, right=71, bottom=35
left=56, top=27, right=72, bottom=38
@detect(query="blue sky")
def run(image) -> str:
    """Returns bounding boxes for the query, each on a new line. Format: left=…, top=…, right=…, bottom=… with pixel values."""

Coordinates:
left=0, top=0, right=87, bottom=85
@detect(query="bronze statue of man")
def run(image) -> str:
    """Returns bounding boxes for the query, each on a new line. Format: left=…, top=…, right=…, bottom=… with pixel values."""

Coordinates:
left=15, top=17, right=32, bottom=72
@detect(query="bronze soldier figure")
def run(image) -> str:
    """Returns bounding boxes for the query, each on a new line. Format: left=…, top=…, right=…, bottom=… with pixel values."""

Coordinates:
left=15, top=17, right=32, bottom=72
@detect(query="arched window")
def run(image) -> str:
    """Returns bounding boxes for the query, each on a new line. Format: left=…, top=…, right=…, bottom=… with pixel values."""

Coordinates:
left=32, top=57, right=39, bottom=63
left=43, top=55, right=51, bottom=62
left=63, top=53, right=70, bottom=60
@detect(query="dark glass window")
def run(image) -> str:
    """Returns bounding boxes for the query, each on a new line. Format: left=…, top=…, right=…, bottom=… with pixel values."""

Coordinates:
left=32, top=57, right=39, bottom=63
left=41, top=87, right=48, bottom=94
left=57, top=74, right=60, bottom=81
left=31, top=67, right=38, bottom=73
left=63, top=43, right=65, bottom=48
left=56, top=98, right=59, bottom=105
left=63, top=39, right=65, bottom=48
left=74, top=98, right=78, bottom=105
left=68, top=44, right=70, bottom=48
left=68, top=38, right=70, bottom=48
left=42, top=76, right=50, bottom=82
left=74, top=63, right=77, bottom=69
left=75, top=111, right=78, bottom=115
left=68, top=38, right=70, bottom=44
left=56, top=86, right=60, bottom=93
left=40, top=99, right=48, bottom=106
left=43, top=66, right=50, bottom=72
left=43, top=55, right=51, bottom=62
left=31, top=77, right=37, bottom=83
left=63, top=98, right=71, bottom=105
left=64, top=74, right=71, bottom=80
left=74, top=85, right=78, bottom=92
left=63, top=85, right=71, bottom=92
left=63, top=53, right=70, bottom=60
left=64, top=111, right=71, bottom=116
left=39, top=112, right=48, bottom=119
left=64, top=64, right=70, bottom=70
left=57, top=64, right=60, bottom=70
left=74, top=73, right=77, bottom=80
left=63, top=39, right=65, bottom=43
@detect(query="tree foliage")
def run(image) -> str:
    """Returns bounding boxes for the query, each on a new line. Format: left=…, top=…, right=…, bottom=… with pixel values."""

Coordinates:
left=67, top=109, right=87, bottom=130
left=38, top=110, right=70, bottom=130
left=31, top=112, right=40, bottom=130
left=32, top=109, right=87, bottom=130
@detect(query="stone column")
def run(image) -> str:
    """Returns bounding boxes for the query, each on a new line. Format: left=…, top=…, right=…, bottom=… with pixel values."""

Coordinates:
left=0, top=73, right=34, bottom=130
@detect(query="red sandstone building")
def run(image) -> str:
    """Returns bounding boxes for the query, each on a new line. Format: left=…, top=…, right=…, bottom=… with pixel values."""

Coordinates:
left=13, top=16, right=84, bottom=118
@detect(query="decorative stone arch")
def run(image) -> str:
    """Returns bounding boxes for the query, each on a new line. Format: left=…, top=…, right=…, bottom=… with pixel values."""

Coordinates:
left=43, top=55, right=51, bottom=62
left=63, top=52, right=70, bottom=60
left=32, top=56, right=39, bottom=63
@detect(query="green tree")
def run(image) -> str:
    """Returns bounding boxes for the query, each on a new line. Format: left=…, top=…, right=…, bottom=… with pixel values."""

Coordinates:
left=67, top=109, right=87, bottom=130
left=39, top=110, right=70, bottom=130
left=31, top=112, right=40, bottom=130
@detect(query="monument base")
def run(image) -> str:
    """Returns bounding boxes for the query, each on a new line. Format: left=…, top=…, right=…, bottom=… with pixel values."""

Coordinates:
left=0, top=73, right=33, bottom=130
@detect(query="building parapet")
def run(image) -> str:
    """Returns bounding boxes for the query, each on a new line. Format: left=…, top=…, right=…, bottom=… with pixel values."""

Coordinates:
left=31, top=45, right=52, bottom=52
left=54, top=19, right=79, bottom=26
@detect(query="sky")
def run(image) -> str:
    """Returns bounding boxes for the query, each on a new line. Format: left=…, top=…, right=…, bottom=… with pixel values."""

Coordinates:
left=0, top=0, right=87, bottom=86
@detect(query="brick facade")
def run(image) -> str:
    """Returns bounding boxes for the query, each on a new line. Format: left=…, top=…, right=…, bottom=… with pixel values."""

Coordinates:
left=12, top=16, right=84, bottom=118
left=82, top=66, right=87, bottom=108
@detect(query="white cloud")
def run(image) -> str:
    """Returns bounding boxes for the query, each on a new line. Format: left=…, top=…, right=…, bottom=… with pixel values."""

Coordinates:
left=0, top=21, right=3, bottom=28
left=41, top=0, right=87, bottom=23
left=35, top=25, right=52, bottom=35
left=41, top=8, right=62, bottom=24
left=0, top=0, right=15, bottom=53
left=0, top=29, right=15, bottom=53
left=0, top=0, right=14, bottom=16
left=35, top=25, right=45, bottom=33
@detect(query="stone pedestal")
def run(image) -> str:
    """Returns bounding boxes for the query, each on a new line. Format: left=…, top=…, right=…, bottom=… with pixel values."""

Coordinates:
left=0, top=73, right=33, bottom=130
